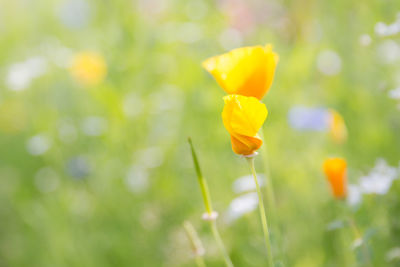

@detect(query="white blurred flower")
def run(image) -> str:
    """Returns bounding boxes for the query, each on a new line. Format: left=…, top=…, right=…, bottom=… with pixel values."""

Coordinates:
left=347, top=184, right=362, bottom=206
left=159, top=22, right=179, bottom=43
left=135, top=146, right=164, bottom=169
left=232, top=174, right=265, bottom=194
left=68, top=190, right=93, bottom=216
left=377, top=40, right=400, bottom=64
left=316, top=50, right=342, bottom=76
left=150, top=85, right=183, bottom=113
left=137, top=0, right=167, bottom=18
left=374, top=15, right=400, bottom=37
left=50, top=45, right=73, bottom=68
left=26, top=134, right=51, bottom=156
left=81, top=116, right=107, bottom=136
left=185, top=0, right=208, bottom=20
left=178, top=22, right=203, bottom=43
left=58, top=0, right=91, bottom=29
left=125, top=165, right=149, bottom=194
left=386, top=247, right=400, bottom=262
left=352, top=238, right=363, bottom=250
left=388, top=87, right=400, bottom=100
left=140, top=205, right=161, bottom=230
left=148, top=113, right=179, bottom=142
left=326, top=220, right=345, bottom=231
left=58, top=119, right=77, bottom=143
left=123, top=93, right=144, bottom=118
left=359, top=34, right=372, bottom=46
left=6, top=57, right=47, bottom=91
left=38, top=38, right=73, bottom=68
left=35, top=167, right=60, bottom=193
left=359, top=159, right=398, bottom=195
left=219, top=28, right=243, bottom=51
left=375, top=22, right=388, bottom=36
left=226, top=192, right=258, bottom=223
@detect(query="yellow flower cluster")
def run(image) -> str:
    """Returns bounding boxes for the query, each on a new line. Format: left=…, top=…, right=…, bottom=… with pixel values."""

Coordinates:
left=203, top=45, right=279, bottom=155
left=203, top=45, right=349, bottom=201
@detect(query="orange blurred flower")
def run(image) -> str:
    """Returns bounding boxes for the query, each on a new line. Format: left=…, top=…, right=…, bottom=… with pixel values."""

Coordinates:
left=323, top=158, right=347, bottom=199
left=203, top=45, right=279, bottom=100
left=70, top=52, right=107, bottom=86
left=222, top=95, right=268, bottom=155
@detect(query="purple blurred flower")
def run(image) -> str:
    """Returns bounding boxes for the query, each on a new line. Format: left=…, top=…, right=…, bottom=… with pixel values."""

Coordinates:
left=66, top=156, right=91, bottom=179
left=288, top=106, right=330, bottom=131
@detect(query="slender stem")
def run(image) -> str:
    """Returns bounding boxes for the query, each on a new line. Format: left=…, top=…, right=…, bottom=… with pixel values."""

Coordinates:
left=259, top=128, right=277, bottom=219
left=347, top=215, right=372, bottom=266
left=339, top=203, right=372, bottom=266
left=211, top=221, right=234, bottom=267
left=188, top=138, right=234, bottom=267
left=247, top=157, right=274, bottom=267
left=259, top=129, right=285, bottom=264
left=332, top=202, right=352, bottom=266
left=188, top=138, right=213, bottom=214
left=183, top=221, right=206, bottom=267
left=348, top=218, right=361, bottom=238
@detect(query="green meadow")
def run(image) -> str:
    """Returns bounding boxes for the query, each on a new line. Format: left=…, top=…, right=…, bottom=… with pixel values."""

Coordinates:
left=0, top=0, right=400, bottom=266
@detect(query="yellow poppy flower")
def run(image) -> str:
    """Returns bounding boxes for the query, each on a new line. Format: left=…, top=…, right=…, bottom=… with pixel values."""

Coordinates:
left=329, top=110, right=347, bottom=144
left=222, top=95, right=268, bottom=155
left=323, top=158, right=347, bottom=199
left=70, top=52, right=107, bottom=86
left=203, top=44, right=279, bottom=100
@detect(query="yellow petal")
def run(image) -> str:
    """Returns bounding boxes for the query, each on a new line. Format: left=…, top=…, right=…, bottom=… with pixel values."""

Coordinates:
left=329, top=110, right=347, bottom=144
left=230, top=133, right=263, bottom=155
left=203, top=44, right=279, bottom=99
left=222, top=95, right=268, bottom=137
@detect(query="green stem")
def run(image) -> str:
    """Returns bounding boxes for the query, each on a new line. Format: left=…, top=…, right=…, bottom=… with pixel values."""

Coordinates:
left=338, top=203, right=372, bottom=266
left=347, top=215, right=372, bottom=266
left=259, top=129, right=277, bottom=219
left=247, top=157, right=274, bottom=267
left=332, top=202, right=352, bottom=266
left=183, top=221, right=206, bottom=267
left=211, top=221, right=234, bottom=267
left=188, top=138, right=213, bottom=214
left=188, top=138, right=234, bottom=267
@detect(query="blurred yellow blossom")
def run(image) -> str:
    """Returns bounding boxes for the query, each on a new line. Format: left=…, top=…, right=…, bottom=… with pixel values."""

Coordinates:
left=70, top=52, right=107, bottom=86
left=329, top=109, right=347, bottom=144
left=323, top=158, right=347, bottom=199
left=203, top=44, right=279, bottom=99
left=222, top=95, right=268, bottom=155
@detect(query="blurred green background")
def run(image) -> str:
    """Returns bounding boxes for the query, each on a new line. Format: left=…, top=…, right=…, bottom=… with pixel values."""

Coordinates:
left=1, top=0, right=400, bottom=266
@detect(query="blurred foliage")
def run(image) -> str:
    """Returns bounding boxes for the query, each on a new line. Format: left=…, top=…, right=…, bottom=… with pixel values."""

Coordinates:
left=0, top=0, right=399, bottom=266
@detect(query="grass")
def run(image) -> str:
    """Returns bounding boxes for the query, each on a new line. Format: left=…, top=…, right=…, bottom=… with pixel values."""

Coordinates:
left=0, top=0, right=400, bottom=266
